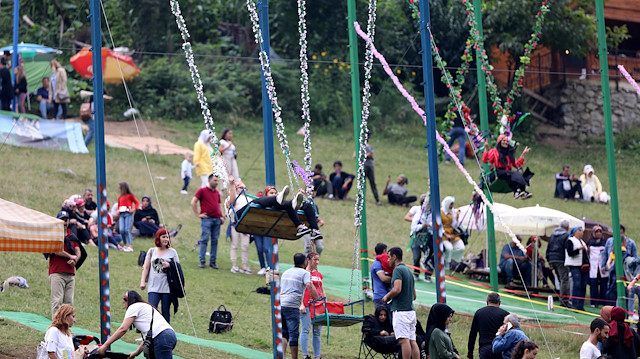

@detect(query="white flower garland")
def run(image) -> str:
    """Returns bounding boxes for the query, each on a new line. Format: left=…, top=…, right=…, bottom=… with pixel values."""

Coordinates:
left=298, top=0, right=314, bottom=196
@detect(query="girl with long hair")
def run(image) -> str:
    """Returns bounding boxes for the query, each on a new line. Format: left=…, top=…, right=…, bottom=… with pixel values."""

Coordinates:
left=49, top=59, right=69, bottom=119
left=510, top=340, right=538, bottom=359
left=140, top=229, right=180, bottom=323
left=14, top=65, right=27, bottom=113
left=116, top=181, right=139, bottom=251
left=43, top=304, right=76, bottom=359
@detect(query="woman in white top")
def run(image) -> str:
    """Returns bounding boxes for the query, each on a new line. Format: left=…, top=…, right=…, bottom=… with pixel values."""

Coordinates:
left=565, top=226, right=588, bottom=311
left=98, top=290, right=177, bottom=358
left=580, top=165, right=610, bottom=204
left=44, top=304, right=76, bottom=359
left=219, top=128, right=241, bottom=181
left=140, top=229, right=180, bottom=323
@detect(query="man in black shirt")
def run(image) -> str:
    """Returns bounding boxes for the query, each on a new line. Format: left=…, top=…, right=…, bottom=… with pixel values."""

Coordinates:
left=467, top=292, right=510, bottom=359
left=0, top=58, right=12, bottom=111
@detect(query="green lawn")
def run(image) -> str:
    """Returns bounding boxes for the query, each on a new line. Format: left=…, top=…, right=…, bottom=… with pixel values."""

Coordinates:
left=0, top=117, right=634, bottom=358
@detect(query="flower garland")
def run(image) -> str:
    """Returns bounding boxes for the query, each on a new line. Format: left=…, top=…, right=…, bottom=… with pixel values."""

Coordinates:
left=619, top=65, right=640, bottom=97
left=169, top=0, right=228, bottom=184
left=298, top=0, right=314, bottom=196
left=246, top=0, right=294, bottom=170
left=354, top=0, right=378, bottom=227
left=354, top=21, right=526, bottom=252
left=461, top=0, right=550, bottom=137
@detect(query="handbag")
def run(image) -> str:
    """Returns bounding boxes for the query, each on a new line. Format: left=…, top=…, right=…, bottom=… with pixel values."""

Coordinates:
left=80, top=102, right=91, bottom=120
left=56, top=89, right=70, bottom=101
left=580, top=240, right=590, bottom=274
left=141, top=306, right=155, bottom=359
left=453, top=227, right=469, bottom=245
left=209, top=304, right=233, bottom=333
left=36, top=342, right=49, bottom=359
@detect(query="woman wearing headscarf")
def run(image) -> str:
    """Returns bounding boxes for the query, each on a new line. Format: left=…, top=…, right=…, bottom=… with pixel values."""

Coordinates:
left=602, top=306, right=640, bottom=359
left=441, top=196, right=465, bottom=269
left=134, top=195, right=161, bottom=236
left=587, top=226, right=608, bottom=307
left=362, top=306, right=400, bottom=354
left=580, top=165, right=610, bottom=204
left=426, top=303, right=460, bottom=359
left=482, top=135, right=533, bottom=200
left=565, top=226, right=588, bottom=311
left=193, top=129, right=214, bottom=188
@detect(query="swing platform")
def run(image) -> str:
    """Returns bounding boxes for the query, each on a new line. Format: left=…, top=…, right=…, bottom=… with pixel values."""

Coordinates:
left=234, top=204, right=310, bottom=240
left=310, top=297, right=365, bottom=342
left=480, top=168, right=512, bottom=194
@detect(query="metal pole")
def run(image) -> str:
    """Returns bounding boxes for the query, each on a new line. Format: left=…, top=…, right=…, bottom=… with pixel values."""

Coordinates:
left=11, top=0, right=19, bottom=112
left=419, top=0, right=445, bottom=303
left=595, top=0, right=625, bottom=310
left=257, top=1, right=282, bottom=357
left=473, top=0, right=498, bottom=291
left=90, top=0, right=111, bottom=343
left=347, top=0, right=370, bottom=296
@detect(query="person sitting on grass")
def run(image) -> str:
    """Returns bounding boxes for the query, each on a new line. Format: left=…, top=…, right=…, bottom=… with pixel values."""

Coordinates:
left=383, top=174, right=417, bottom=207
left=329, top=161, right=355, bottom=200
left=227, top=176, right=321, bottom=240
left=482, top=135, right=533, bottom=200
left=555, top=165, right=583, bottom=201
left=134, top=195, right=161, bottom=237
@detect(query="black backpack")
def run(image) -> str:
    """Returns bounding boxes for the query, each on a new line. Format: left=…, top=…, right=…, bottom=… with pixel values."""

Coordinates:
left=138, top=250, right=146, bottom=266
left=208, top=305, right=233, bottom=333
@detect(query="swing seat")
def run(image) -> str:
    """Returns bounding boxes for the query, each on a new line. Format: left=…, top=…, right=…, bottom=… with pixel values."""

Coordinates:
left=310, top=297, right=365, bottom=327
left=480, top=168, right=512, bottom=194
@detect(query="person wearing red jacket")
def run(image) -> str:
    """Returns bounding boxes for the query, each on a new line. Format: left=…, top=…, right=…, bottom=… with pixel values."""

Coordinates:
left=482, top=135, right=533, bottom=200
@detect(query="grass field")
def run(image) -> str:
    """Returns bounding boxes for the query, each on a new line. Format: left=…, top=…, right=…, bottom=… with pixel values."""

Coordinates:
left=0, top=117, right=636, bottom=358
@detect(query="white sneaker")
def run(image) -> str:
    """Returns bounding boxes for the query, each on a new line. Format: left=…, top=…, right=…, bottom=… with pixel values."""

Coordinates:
left=292, top=192, right=304, bottom=210
left=328, top=194, right=334, bottom=200
left=296, top=225, right=312, bottom=238
left=310, top=229, right=323, bottom=240
left=277, top=186, right=290, bottom=205
left=257, top=268, right=267, bottom=276
left=180, top=190, right=188, bottom=195
left=230, top=266, right=240, bottom=273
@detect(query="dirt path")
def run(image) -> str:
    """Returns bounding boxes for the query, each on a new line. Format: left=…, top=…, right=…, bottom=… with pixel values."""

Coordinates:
left=98, top=119, right=191, bottom=155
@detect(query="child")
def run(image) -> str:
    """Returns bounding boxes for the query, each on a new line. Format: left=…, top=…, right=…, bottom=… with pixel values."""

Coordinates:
left=180, top=153, right=193, bottom=195
left=116, top=182, right=139, bottom=251
left=606, top=240, right=628, bottom=271
left=376, top=252, right=393, bottom=274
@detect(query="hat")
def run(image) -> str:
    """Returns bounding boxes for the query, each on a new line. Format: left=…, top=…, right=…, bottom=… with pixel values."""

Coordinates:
left=57, top=211, right=70, bottom=220
left=592, top=225, right=603, bottom=232
left=570, top=226, right=583, bottom=236
left=75, top=199, right=85, bottom=207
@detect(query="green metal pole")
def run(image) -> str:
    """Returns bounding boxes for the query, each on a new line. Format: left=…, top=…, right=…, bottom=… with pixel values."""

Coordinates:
left=347, top=0, right=370, bottom=295
left=595, top=0, right=624, bottom=309
left=473, top=0, right=498, bottom=291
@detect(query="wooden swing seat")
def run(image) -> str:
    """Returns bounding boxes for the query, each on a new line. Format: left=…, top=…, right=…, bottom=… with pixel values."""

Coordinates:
left=234, top=204, right=310, bottom=240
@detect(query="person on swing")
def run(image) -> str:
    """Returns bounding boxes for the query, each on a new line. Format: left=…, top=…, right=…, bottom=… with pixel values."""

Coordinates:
left=482, top=134, right=533, bottom=200
left=227, top=176, right=322, bottom=240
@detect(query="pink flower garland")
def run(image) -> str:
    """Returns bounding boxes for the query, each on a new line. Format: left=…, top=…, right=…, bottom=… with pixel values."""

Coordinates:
left=354, top=21, right=525, bottom=251
left=619, top=65, right=640, bottom=97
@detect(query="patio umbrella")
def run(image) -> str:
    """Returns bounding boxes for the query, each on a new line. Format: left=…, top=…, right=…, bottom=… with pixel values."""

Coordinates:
left=495, top=204, right=584, bottom=236
left=0, top=43, right=61, bottom=58
left=70, top=47, right=140, bottom=83
left=457, top=202, right=517, bottom=231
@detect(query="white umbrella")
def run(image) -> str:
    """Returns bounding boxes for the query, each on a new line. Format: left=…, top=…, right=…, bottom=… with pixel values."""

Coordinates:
left=494, top=204, right=584, bottom=236
left=457, top=202, right=517, bottom=231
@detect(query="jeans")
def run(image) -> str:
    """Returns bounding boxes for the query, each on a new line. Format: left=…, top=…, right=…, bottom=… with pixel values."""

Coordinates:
left=331, top=175, right=353, bottom=199
left=135, top=221, right=160, bottom=237
left=300, top=308, right=322, bottom=357
left=281, top=306, right=301, bottom=347
left=551, top=261, right=571, bottom=304
left=153, top=328, right=177, bottom=359
left=199, top=217, right=221, bottom=264
left=570, top=266, right=589, bottom=309
left=254, top=235, right=272, bottom=269
left=53, top=101, right=67, bottom=119
left=479, top=344, right=502, bottom=359
left=364, top=162, right=380, bottom=202
left=590, top=274, right=608, bottom=307
left=84, top=117, right=95, bottom=146
left=444, top=126, right=466, bottom=164
left=149, top=292, right=172, bottom=323
left=119, top=212, right=134, bottom=246
left=182, top=177, right=190, bottom=191
left=499, top=258, right=532, bottom=285
left=555, top=181, right=583, bottom=199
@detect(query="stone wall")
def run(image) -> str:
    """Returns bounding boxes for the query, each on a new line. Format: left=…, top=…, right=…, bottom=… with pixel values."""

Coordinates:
left=554, top=79, right=640, bottom=141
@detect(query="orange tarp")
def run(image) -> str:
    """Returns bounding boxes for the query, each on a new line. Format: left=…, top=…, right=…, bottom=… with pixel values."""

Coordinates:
left=0, top=198, right=64, bottom=253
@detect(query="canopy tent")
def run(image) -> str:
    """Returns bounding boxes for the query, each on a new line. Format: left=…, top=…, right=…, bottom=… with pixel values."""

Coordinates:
left=495, top=204, right=585, bottom=236
left=0, top=198, right=64, bottom=253
left=0, top=43, right=60, bottom=93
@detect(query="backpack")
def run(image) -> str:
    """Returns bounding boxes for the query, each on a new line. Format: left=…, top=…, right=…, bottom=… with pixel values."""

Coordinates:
left=138, top=250, right=146, bottom=266
left=208, top=305, right=233, bottom=333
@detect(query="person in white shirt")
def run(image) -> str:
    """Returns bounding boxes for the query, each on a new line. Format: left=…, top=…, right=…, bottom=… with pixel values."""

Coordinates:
left=580, top=318, right=610, bottom=359
left=43, top=304, right=76, bottom=359
left=98, top=290, right=177, bottom=358
left=180, top=153, right=193, bottom=194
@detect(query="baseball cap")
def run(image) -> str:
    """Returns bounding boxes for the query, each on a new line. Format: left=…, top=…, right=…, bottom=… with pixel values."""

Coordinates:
left=57, top=211, right=70, bottom=220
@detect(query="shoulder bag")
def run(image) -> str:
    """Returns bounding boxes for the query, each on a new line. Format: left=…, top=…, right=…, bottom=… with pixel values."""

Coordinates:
left=141, top=305, right=155, bottom=359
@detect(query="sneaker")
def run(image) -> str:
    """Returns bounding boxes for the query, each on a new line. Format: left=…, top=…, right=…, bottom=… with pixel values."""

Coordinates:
left=257, top=268, right=267, bottom=276
left=292, top=192, right=304, bottom=210
left=327, top=194, right=335, bottom=200
left=514, top=189, right=524, bottom=199
left=169, top=223, right=182, bottom=238
left=242, top=268, right=253, bottom=274
left=413, top=273, right=420, bottom=280
left=376, top=201, right=382, bottom=206
left=590, top=304, right=596, bottom=308
left=277, top=186, right=290, bottom=205
left=123, top=247, right=133, bottom=252
left=296, top=225, right=312, bottom=238
left=180, top=190, right=188, bottom=195
left=210, top=263, right=219, bottom=269
left=423, top=277, right=432, bottom=283
left=230, top=266, right=240, bottom=273
left=310, top=229, right=323, bottom=240
left=199, top=262, right=206, bottom=268
left=521, top=191, right=533, bottom=200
